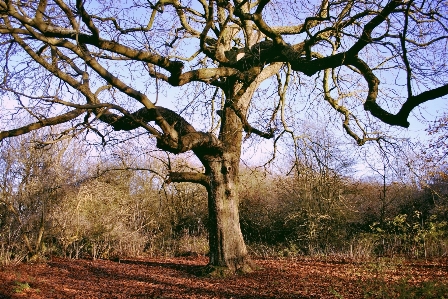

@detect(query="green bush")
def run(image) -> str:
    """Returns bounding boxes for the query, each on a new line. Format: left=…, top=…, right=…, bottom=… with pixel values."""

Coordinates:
left=367, top=212, right=448, bottom=258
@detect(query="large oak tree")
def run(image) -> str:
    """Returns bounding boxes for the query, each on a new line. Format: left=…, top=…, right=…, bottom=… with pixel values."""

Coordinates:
left=1, top=0, right=447, bottom=273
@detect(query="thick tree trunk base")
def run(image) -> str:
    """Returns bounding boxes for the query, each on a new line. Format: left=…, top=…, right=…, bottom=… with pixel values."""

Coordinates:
left=199, top=259, right=257, bottom=277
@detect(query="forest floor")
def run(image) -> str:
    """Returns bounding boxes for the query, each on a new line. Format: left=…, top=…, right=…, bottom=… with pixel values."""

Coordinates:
left=0, top=256, right=447, bottom=298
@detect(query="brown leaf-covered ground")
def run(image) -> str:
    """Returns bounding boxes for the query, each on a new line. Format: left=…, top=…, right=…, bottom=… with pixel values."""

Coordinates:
left=0, top=256, right=447, bottom=298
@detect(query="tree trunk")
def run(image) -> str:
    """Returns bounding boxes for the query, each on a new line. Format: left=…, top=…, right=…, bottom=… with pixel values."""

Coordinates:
left=205, top=157, right=251, bottom=274
left=161, top=71, right=281, bottom=274
left=199, top=106, right=253, bottom=276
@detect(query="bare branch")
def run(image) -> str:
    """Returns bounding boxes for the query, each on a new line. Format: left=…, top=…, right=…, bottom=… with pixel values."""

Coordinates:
left=167, top=171, right=209, bottom=187
left=0, top=109, right=85, bottom=141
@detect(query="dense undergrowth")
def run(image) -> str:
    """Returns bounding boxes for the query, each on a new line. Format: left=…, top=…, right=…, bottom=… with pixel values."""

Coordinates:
left=0, top=134, right=447, bottom=266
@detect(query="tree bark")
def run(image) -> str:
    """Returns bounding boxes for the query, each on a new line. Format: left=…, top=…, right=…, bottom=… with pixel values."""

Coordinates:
left=205, top=156, right=251, bottom=274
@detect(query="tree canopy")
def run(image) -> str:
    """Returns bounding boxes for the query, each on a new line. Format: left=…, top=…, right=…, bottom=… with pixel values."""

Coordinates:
left=1, top=0, right=447, bottom=145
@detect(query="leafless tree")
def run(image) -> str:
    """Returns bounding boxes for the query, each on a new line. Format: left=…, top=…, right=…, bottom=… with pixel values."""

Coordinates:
left=0, top=130, right=77, bottom=260
left=1, top=0, right=447, bottom=274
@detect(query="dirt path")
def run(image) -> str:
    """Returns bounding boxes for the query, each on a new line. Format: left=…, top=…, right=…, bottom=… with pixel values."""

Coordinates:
left=0, top=257, right=447, bottom=298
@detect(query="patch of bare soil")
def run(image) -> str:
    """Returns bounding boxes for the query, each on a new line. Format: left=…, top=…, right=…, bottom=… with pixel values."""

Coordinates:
left=0, top=256, right=447, bottom=298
